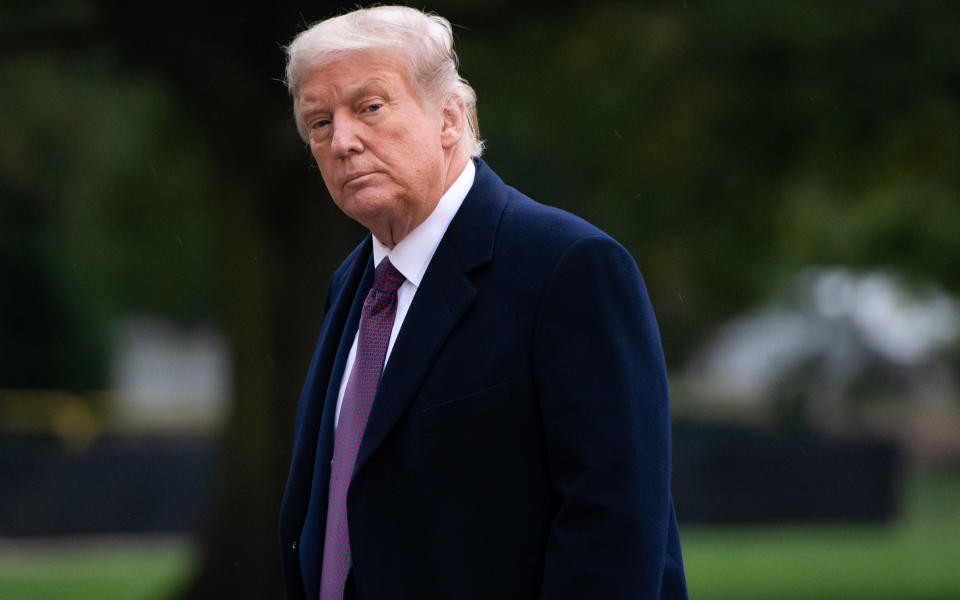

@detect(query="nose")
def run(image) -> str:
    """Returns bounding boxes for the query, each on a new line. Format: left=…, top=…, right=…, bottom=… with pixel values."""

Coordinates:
left=330, top=114, right=363, bottom=158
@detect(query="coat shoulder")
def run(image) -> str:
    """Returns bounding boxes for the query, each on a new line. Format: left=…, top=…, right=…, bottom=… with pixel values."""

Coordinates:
left=497, top=184, right=625, bottom=268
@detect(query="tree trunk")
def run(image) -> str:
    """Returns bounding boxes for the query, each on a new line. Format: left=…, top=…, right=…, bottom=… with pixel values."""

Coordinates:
left=95, top=3, right=354, bottom=597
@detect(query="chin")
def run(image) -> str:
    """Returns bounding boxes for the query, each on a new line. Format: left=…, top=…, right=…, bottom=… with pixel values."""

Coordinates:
left=339, top=193, right=398, bottom=227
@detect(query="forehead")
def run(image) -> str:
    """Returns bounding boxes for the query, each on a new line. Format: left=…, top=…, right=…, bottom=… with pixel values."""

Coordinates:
left=297, top=50, right=414, bottom=107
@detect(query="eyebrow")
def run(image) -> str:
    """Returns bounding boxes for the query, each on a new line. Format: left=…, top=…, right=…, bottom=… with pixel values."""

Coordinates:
left=298, top=79, right=391, bottom=119
left=346, top=80, right=390, bottom=103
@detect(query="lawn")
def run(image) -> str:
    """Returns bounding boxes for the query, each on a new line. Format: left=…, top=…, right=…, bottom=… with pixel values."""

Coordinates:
left=682, top=470, right=960, bottom=599
left=0, top=471, right=957, bottom=599
left=0, top=537, right=194, bottom=600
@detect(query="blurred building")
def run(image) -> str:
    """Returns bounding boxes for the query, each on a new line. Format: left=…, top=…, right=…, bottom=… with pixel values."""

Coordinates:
left=682, top=267, right=960, bottom=464
left=109, top=316, right=231, bottom=432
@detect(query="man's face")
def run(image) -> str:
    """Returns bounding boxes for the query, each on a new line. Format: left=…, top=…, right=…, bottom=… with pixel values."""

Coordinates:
left=296, top=51, right=447, bottom=243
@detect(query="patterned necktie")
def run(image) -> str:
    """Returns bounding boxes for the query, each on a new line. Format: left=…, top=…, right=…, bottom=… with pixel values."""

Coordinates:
left=319, top=257, right=405, bottom=600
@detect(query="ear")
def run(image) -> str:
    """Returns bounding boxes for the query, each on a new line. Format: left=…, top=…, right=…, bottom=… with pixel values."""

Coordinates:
left=439, top=95, right=466, bottom=150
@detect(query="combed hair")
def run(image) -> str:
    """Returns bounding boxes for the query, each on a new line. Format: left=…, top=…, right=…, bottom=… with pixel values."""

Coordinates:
left=285, top=5, right=484, bottom=157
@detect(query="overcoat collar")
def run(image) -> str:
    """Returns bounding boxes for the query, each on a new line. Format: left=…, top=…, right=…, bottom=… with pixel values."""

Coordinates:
left=354, top=156, right=508, bottom=473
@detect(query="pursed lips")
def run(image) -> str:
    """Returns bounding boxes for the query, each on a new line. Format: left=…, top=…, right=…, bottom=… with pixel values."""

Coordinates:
left=342, top=171, right=377, bottom=187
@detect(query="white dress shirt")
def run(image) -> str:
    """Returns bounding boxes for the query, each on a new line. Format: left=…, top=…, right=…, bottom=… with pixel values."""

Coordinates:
left=334, top=159, right=476, bottom=426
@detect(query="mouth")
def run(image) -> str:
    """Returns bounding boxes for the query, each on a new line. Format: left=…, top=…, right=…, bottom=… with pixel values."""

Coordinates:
left=342, top=171, right=377, bottom=187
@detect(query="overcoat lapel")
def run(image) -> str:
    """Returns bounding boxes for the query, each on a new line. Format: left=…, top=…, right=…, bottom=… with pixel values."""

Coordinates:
left=294, top=242, right=372, bottom=465
left=354, top=158, right=508, bottom=474
left=282, top=239, right=373, bottom=600
left=283, top=241, right=370, bottom=515
left=311, top=248, right=374, bottom=489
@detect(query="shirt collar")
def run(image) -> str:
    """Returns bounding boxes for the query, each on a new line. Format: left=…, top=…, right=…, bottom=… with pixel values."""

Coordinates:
left=371, top=159, right=475, bottom=288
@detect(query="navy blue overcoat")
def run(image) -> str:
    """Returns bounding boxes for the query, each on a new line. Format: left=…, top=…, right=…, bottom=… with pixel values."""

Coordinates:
left=278, top=158, right=687, bottom=599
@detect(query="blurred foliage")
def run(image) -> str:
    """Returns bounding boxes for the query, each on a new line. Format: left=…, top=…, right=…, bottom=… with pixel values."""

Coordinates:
left=0, top=42, right=216, bottom=390
left=457, top=0, right=960, bottom=357
left=2, top=0, right=958, bottom=388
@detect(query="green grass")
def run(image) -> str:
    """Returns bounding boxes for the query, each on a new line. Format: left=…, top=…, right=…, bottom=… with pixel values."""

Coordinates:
left=0, top=537, right=195, bottom=600
left=682, top=470, right=960, bottom=599
left=0, top=472, right=957, bottom=599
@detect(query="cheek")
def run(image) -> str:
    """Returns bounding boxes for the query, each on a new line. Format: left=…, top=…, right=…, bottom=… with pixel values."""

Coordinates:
left=310, top=149, right=338, bottom=196
left=310, top=149, right=333, bottom=177
left=309, top=144, right=325, bottom=166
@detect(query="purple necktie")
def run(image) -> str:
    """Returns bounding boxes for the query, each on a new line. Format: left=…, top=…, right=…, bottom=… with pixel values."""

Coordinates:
left=319, top=258, right=405, bottom=600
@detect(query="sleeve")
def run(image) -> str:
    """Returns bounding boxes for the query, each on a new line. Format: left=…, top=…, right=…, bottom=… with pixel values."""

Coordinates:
left=533, top=235, right=675, bottom=599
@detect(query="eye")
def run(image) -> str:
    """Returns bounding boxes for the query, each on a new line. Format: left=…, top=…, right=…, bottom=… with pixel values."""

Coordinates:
left=311, top=118, right=331, bottom=129
left=365, top=103, right=383, bottom=113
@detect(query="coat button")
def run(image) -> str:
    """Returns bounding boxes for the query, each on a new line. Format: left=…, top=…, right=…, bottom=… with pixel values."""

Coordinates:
left=291, top=540, right=298, bottom=550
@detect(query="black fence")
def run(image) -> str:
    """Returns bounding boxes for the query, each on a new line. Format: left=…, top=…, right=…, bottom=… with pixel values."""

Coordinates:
left=672, top=422, right=901, bottom=523
left=0, top=433, right=215, bottom=536
left=0, top=425, right=899, bottom=536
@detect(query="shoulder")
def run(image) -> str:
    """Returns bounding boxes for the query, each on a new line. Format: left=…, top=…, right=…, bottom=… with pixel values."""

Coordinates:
left=493, top=179, right=634, bottom=278
left=470, top=158, right=620, bottom=256
left=504, top=191, right=611, bottom=247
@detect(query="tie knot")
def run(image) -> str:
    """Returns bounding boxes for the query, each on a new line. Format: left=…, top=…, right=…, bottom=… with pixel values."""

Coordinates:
left=372, top=257, right=405, bottom=295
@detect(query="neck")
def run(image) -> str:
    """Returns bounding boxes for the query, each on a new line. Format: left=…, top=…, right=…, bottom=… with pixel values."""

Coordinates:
left=375, top=148, right=470, bottom=248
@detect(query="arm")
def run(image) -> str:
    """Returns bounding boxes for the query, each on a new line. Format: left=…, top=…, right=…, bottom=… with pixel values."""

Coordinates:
left=534, top=236, right=677, bottom=599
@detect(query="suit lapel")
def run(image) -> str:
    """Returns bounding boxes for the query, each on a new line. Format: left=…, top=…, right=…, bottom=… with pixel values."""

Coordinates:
left=355, top=158, right=509, bottom=473
left=283, top=238, right=372, bottom=600
left=314, top=247, right=374, bottom=477
left=283, top=240, right=371, bottom=517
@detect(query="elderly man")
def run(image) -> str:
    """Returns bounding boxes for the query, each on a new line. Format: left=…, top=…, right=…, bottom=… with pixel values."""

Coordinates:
left=278, top=6, right=687, bottom=600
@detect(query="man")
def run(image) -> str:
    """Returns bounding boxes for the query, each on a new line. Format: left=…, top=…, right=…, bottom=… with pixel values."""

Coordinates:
left=278, top=6, right=687, bottom=600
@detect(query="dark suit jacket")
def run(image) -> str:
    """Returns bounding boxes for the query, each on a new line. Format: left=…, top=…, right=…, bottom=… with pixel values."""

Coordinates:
left=278, top=158, right=687, bottom=599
